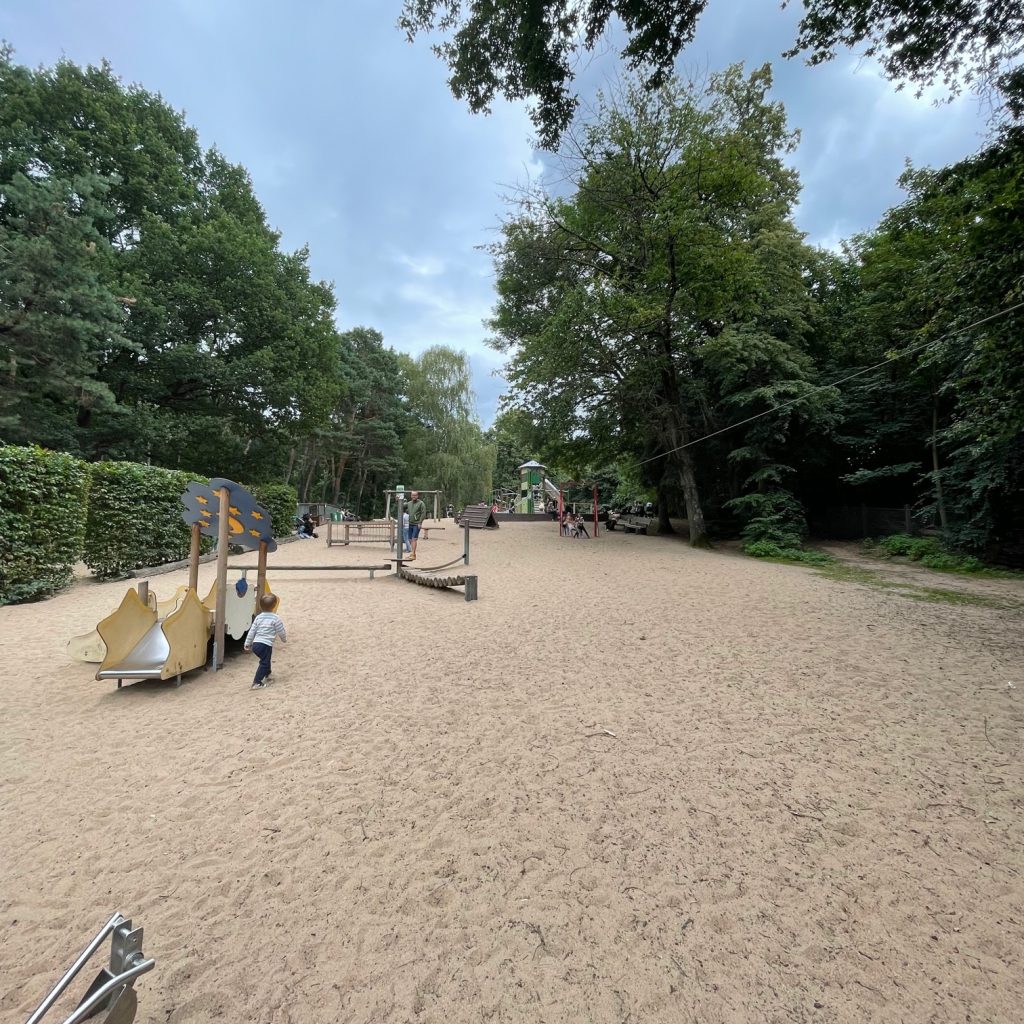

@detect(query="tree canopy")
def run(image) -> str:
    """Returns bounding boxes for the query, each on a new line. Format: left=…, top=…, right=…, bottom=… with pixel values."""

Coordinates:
left=0, top=50, right=495, bottom=516
left=487, top=65, right=1023, bottom=561
left=401, top=1, right=1024, bottom=147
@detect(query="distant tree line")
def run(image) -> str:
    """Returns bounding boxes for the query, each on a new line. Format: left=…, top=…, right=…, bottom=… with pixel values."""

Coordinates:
left=484, top=64, right=1023, bottom=561
left=0, top=49, right=493, bottom=516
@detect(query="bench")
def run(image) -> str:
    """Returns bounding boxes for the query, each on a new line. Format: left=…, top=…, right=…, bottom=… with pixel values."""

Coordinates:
left=614, top=515, right=653, bottom=534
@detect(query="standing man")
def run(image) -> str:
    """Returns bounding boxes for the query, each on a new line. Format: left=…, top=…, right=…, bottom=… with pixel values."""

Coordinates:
left=407, top=489, right=427, bottom=561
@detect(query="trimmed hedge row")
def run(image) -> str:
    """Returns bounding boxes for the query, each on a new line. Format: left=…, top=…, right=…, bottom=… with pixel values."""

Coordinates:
left=1, top=444, right=299, bottom=601
left=83, top=462, right=213, bottom=578
left=0, top=445, right=91, bottom=604
left=250, top=482, right=299, bottom=539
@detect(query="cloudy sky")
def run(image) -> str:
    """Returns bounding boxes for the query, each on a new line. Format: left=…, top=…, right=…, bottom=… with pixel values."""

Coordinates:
left=6, top=0, right=989, bottom=425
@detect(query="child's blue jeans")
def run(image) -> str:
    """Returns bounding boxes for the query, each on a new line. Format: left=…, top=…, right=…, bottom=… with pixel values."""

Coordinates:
left=251, top=642, right=273, bottom=685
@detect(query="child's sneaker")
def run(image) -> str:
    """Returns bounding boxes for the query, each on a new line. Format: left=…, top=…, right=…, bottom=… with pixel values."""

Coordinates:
left=251, top=681, right=266, bottom=689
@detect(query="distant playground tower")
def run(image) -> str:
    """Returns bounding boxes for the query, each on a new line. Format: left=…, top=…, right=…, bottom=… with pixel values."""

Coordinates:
left=517, top=460, right=545, bottom=513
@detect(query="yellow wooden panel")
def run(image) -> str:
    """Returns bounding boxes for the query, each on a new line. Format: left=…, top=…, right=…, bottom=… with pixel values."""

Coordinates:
left=161, top=589, right=211, bottom=679
left=96, top=589, right=157, bottom=677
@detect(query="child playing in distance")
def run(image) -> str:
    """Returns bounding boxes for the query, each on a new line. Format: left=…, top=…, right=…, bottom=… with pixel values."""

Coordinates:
left=244, top=592, right=287, bottom=689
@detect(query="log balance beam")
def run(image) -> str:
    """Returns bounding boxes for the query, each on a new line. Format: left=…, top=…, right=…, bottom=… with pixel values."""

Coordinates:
left=397, top=567, right=478, bottom=601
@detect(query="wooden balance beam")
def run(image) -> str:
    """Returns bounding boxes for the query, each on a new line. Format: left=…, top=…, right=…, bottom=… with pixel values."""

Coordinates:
left=397, top=567, right=478, bottom=601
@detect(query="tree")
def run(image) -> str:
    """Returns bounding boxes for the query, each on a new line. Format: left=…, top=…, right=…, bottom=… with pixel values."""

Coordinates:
left=485, top=407, right=542, bottom=490
left=402, top=346, right=494, bottom=507
left=0, top=170, right=136, bottom=450
left=401, top=1, right=1024, bottom=147
left=0, top=51, right=339, bottom=476
left=821, top=126, right=1024, bottom=554
left=490, top=65, right=821, bottom=545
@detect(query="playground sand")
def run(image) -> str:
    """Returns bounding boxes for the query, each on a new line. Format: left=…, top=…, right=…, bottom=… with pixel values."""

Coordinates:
left=1, top=522, right=1022, bottom=1023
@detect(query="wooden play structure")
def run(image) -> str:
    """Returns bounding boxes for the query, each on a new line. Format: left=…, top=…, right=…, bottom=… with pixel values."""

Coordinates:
left=79, top=478, right=278, bottom=688
left=458, top=505, right=500, bottom=529
left=95, top=587, right=209, bottom=688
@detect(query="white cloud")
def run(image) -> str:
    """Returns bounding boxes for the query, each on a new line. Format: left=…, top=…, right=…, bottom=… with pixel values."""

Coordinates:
left=392, top=251, right=446, bottom=277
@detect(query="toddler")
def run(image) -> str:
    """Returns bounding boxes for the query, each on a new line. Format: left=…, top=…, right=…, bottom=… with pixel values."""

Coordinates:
left=244, top=592, right=287, bottom=689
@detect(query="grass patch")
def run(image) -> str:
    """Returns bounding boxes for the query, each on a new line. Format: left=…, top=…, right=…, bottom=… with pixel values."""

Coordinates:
left=867, top=534, right=1023, bottom=580
left=814, top=559, right=1016, bottom=609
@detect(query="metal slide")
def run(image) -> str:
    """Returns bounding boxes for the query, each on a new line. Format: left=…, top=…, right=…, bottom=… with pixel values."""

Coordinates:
left=95, top=623, right=169, bottom=682
left=543, top=478, right=560, bottom=500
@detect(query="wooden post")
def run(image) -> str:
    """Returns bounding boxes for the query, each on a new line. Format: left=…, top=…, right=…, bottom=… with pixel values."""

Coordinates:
left=860, top=504, right=868, bottom=539
left=137, top=580, right=149, bottom=609
left=904, top=504, right=912, bottom=534
left=463, top=520, right=471, bottom=565
left=214, top=484, right=230, bottom=670
left=396, top=496, right=404, bottom=569
left=464, top=575, right=478, bottom=602
left=256, top=540, right=268, bottom=602
left=188, top=522, right=201, bottom=592
left=593, top=484, right=599, bottom=538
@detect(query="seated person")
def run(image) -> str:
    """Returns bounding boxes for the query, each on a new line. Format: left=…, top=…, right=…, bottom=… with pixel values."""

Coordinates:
left=299, top=512, right=318, bottom=539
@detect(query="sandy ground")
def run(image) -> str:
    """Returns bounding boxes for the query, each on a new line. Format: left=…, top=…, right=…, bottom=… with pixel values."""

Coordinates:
left=1, top=522, right=1022, bottom=1024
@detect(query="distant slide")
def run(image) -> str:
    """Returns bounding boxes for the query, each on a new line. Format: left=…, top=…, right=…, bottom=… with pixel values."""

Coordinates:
left=543, top=478, right=560, bottom=500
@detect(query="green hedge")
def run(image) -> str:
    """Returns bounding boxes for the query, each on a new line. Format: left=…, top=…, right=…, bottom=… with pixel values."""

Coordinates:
left=83, top=462, right=211, bottom=578
left=0, top=445, right=91, bottom=604
left=249, top=482, right=297, bottom=538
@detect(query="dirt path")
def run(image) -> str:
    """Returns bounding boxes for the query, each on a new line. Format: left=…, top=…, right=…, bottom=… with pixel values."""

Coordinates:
left=818, top=541, right=1024, bottom=605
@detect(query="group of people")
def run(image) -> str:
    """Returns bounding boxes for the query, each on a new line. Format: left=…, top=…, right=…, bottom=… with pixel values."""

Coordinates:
left=560, top=511, right=590, bottom=538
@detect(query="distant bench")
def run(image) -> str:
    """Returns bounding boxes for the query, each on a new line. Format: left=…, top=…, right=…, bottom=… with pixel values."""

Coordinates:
left=609, top=515, right=654, bottom=535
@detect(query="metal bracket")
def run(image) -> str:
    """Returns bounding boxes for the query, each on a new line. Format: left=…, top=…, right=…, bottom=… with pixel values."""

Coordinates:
left=25, top=913, right=155, bottom=1024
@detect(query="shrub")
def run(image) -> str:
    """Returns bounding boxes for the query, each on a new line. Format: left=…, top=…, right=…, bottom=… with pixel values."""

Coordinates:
left=743, top=540, right=785, bottom=559
left=727, top=489, right=806, bottom=550
left=744, top=539, right=834, bottom=565
left=877, top=533, right=917, bottom=557
left=876, top=533, right=997, bottom=574
left=248, top=482, right=298, bottom=538
left=84, top=462, right=210, bottom=577
left=0, top=445, right=90, bottom=604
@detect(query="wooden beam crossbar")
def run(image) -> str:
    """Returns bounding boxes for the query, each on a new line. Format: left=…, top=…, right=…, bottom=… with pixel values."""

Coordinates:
left=232, top=564, right=390, bottom=579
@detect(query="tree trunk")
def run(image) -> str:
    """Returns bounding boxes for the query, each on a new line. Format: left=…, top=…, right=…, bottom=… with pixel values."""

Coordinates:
left=284, top=446, right=296, bottom=485
left=931, top=394, right=948, bottom=536
left=300, top=438, right=318, bottom=502
left=332, top=453, right=350, bottom=504
left=662, top=403, right=709, bottom=547
left=656, top=476, right=674, bottom=534
left=677, top=448, right=710, bottom=547
left=355, top=469, right=367, bottom=518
